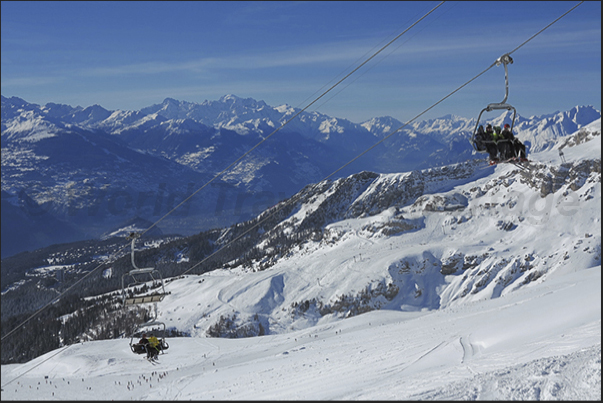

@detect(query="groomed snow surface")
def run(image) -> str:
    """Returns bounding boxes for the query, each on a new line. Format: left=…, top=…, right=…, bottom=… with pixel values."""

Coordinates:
left=1, top=121, right=601, bottom=400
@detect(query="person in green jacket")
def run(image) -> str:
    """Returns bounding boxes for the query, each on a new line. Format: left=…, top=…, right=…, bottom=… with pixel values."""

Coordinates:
left=147, top=334, right=160, bottom=360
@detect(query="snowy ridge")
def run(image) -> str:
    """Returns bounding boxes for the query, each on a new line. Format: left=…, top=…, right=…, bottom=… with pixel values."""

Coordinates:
left=3, top=95, right=599, bottom=152
left=514, top=106, right=603, bottom=152
left=1, top=109, right=58, bottom=142
left=2, top=120, right=599, bottom=400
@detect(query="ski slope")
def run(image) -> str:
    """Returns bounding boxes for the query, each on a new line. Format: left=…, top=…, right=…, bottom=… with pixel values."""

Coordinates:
left=1, top=264, right=600, bottom=400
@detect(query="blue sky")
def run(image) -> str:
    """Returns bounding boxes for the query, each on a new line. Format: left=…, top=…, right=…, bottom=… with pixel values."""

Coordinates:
left=1, top=1, right=600, bottom=123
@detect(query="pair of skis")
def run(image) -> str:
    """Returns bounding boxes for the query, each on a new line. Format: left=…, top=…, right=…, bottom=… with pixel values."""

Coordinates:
left=489, top=157, right=530, bottom=170
left=146, top=355, right=159, bottom=364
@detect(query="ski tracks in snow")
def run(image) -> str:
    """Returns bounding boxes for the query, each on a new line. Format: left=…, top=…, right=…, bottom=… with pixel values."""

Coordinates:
left=459, top=334, right=481, bottom=364
left=459, top=334, right=480, bottom=376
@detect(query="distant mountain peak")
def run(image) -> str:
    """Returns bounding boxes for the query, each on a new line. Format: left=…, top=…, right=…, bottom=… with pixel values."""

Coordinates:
left=219, top=94, right=240, bottom=103
left=217, top=94, right=268, bottom=109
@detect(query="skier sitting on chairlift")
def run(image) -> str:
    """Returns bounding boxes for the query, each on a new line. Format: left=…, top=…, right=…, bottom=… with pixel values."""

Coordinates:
left=483, top=124, right=500, bottom=163
left=131, top=333, right=150, bottom=355
left=139, top=333, right=149, bottom=345
left=147, top=334, right=160, bottom=360
left=494, top=124, right=513, bottom=161
left=501, top=123, right=527, bottom=161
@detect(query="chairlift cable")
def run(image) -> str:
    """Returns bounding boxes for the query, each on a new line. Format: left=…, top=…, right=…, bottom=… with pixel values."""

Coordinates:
left=314, top=2, right=459, bottom=112
left=0, top=244, right=130, bottom=342
left=507, top=1, right=584, bottom=57
left=300, top=1, right=447, bottom=111
left=0, top=345, right=72, bottom=389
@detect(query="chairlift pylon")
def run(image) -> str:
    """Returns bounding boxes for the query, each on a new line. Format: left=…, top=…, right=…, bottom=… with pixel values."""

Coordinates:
left=470, top=54, right=518, bottom=153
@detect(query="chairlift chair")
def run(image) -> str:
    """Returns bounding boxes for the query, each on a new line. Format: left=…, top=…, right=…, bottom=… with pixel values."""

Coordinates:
left=121, top=233, right=168, bottom=306
left=129, top=324, right=170, bottom=355
left=470, top=54, right=518, bottom=154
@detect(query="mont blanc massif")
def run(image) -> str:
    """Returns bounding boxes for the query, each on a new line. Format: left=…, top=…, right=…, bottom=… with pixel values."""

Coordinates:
left=1, top=94, right=601, bottom=400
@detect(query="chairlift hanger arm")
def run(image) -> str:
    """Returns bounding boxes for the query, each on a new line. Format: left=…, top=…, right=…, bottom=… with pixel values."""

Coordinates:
left=495, top=53, right=513, bottom=105
left=129, top=233, right=142, bottom=270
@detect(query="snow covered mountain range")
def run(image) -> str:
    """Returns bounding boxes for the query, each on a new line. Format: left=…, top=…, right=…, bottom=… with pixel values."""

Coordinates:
left=1, top=116, right=600, bottom=400
left=1, top=94, right=600, bottom=260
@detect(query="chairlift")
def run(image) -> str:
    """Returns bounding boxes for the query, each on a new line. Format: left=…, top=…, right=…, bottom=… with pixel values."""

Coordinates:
left=470, top=54, right=517, bottom=153
left=129, top=324, right=170, bottom=355
left=121, top=232, right=170, bottom=355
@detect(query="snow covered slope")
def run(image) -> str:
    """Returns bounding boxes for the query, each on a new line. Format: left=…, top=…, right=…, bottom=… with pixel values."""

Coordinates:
left=1, top=120, right=600, bottom=400
left=1, top=265, right=599, bottom=400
